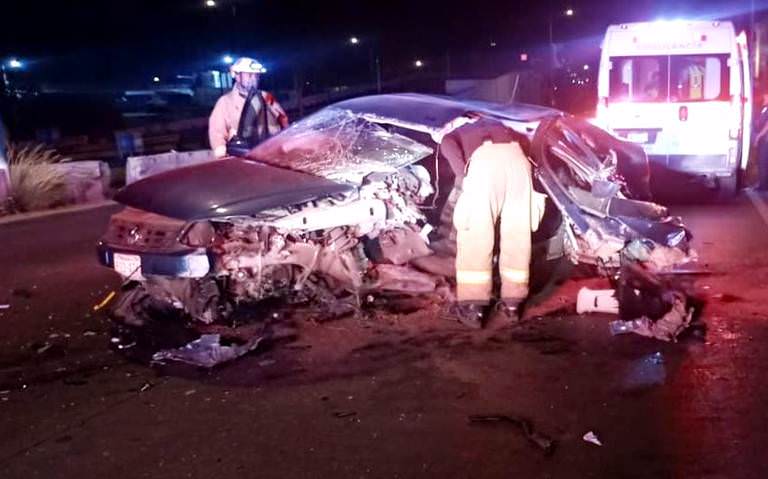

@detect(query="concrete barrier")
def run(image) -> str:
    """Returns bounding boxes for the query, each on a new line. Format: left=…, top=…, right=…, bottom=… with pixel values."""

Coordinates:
left=126, top=149, right=216, bottom=185
left=52, top=161, right=111, bottom=203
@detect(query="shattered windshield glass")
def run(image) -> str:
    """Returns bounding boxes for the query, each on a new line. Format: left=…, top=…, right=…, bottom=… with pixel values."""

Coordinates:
left=247, top=108, right=434, bottom=184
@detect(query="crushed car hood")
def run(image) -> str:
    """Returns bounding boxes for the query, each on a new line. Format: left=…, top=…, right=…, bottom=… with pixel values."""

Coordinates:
left=114, top=158, right=355, bottom=221
left=333, top=93, right=561, bottom=134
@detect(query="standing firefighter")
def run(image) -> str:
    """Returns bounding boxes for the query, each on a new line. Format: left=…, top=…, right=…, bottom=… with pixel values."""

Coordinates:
left=208, top=57, right=289, bottom=158
left=441, top=119, right=545, bottom=329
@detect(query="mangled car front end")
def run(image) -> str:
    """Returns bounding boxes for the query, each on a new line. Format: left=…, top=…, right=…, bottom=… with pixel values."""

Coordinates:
left=96, top=94, right=699, bottom=363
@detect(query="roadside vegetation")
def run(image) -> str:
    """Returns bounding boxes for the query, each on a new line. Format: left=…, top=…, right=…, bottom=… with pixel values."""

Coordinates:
left=5, top=143, right=69, bottom=213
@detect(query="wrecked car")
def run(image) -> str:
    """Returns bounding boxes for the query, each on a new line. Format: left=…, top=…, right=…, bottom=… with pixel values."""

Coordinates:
left=96, top=93, right=696, bottom=360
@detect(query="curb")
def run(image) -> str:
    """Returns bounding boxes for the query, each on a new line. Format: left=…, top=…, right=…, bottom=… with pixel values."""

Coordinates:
left=0, top=200, right=119, bottom=226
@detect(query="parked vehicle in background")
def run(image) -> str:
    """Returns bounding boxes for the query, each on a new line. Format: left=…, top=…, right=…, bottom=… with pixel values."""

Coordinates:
left=596, top=20, right=752, bottom=196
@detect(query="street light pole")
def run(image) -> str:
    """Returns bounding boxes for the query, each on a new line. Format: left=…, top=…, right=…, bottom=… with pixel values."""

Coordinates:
left=0, top=65, right=8, bottom=98
left=351, top=36, right=382, bottom=94
left=371, top=49, right=382, bottom=93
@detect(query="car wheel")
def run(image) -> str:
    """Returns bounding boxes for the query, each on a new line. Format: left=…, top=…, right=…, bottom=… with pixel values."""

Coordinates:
left=717, top=175, right=739, bottom=200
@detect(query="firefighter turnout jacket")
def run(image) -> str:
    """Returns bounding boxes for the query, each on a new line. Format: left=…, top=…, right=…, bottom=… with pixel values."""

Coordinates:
left=208, top=88, right=289, bottom=158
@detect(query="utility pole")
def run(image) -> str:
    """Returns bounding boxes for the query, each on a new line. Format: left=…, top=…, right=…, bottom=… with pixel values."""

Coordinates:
left=293, top=69, right=304, bottom=118
left=0, top=65, right=9, bottom=98
left=375, top=55, right=382, bottom=93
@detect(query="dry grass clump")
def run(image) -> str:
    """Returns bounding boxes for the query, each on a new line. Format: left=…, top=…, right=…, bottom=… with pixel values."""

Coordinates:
left=6, top=143, right=69, bottom=212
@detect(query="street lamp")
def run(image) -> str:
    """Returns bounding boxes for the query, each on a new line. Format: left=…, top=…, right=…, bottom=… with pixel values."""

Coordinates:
left=2, top=58, right=25, bottom=97
left=153, top=76, right=160, bottom=83
left=349, top=36, right=359, bottom=45
left=414, top=59, right=424, bottom=68
left=222, top=55, right=234, bottom=65
left=565, top=8, right=574, bottom=16
left=205, top=0, right=216, bottom=7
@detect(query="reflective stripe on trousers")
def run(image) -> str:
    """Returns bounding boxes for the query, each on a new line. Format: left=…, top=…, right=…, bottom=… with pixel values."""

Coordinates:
left=453, top=141, right=541, bottom=302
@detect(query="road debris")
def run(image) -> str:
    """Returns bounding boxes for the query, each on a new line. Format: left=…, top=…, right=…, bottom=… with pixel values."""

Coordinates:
left=607, top=260, right=700, bottom=342
left=151, top=334, right=263, bottom=368
left=82, top=330, right=98, bottom=337
left=609, top=296, right=693, bottom=341
left=93, top=290, right=116, bottom=312
left=469, top=415, right=556, bottom=456
left=576, top=288, right=619, bottom=314
left=583, top=431, right=602, bottom=446
left=139, top=382, right=153, bottom=392
left=333, top=411, right=357, bottom=418
left=0, top=304, right=9, bottom=310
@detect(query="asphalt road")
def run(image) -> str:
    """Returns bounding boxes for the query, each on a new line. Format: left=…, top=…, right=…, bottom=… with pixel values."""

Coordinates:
left=1, top=194, right=768, bottom=478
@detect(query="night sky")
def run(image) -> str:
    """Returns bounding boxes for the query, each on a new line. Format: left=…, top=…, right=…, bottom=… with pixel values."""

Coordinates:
left=0, top=0, right=757, bottom=88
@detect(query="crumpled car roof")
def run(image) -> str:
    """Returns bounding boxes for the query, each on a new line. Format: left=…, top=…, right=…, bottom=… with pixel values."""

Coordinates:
left=333, top=93, right=561, bottom=133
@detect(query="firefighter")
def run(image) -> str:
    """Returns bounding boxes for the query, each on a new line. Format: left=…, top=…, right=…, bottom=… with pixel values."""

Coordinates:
left=208, top=57, right=289, bottom=158
left=440, top=119, right=546, bottom=329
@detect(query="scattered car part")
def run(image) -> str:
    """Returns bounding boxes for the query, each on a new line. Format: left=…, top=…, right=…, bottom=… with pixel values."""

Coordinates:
left=469, top=414, right=557, bottom=456
left=582, top=431, right=602, bottom=446
left=151, top=333, right=263, bottom=368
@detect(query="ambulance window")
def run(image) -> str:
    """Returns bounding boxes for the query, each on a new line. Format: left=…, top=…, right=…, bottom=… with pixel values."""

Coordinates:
left=670, top=55, right=729, bottom=102
left=609, top=56, right=667, bottom=102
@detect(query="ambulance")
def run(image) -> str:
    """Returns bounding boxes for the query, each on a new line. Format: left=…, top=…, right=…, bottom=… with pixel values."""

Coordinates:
left=596, top=20, right=751, bottom=195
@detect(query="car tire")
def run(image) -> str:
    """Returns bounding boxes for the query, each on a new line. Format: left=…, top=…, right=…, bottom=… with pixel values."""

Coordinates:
left=717, top=175, right=739, bottom=199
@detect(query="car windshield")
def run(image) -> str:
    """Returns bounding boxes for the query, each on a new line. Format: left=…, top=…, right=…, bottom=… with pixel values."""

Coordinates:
left=247, top=108, right=434, bottom=184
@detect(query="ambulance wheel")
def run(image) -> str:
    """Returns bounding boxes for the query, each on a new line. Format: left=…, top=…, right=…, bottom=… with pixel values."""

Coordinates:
left=717, top=175, right=739, bottom=199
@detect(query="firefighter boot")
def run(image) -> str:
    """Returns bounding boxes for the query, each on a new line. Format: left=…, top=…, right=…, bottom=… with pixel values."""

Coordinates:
left=449, top=302, right=485, bottom=330
left=486, top=299, right=522, bottom=328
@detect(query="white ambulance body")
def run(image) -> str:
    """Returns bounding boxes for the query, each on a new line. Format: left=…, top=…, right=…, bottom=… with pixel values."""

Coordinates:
left=597, top=20, right=751, bottom=194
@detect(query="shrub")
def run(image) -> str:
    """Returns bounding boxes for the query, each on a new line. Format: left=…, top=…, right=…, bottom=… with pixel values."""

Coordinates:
left=6, top=143, right=69, bottom=212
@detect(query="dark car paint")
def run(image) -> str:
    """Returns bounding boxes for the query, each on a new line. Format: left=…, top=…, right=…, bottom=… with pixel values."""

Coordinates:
left=115, top=158, right=355, bottom=221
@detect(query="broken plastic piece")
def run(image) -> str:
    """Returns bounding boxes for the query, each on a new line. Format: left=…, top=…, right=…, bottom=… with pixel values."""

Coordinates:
left=609, top=318, right=647, bottom=336
left=583, top=431, right=602, bottom=446
left=93, top=291, right=116, bottom=312
left=0, top=304, right=9, bottom=310
left=576, top=288, right=619, bottom=314
left=151, top=334, right=263, bottom=368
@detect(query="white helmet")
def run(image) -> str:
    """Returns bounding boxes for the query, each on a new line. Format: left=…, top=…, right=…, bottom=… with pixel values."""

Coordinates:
left=230, top=57, right=267, bottom=76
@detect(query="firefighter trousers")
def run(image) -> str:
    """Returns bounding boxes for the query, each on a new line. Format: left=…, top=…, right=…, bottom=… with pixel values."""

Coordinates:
left=453, top=141, right=544, bottom=303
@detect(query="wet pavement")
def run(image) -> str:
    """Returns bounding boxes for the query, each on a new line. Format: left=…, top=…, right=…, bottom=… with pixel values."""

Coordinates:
left=1, top=194, right=768, bottom=478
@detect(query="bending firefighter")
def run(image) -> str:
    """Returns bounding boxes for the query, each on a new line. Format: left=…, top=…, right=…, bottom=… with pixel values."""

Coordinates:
left=208, top=57, right=289, bottom=158
left=441, top=119, right=546, bottom=328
